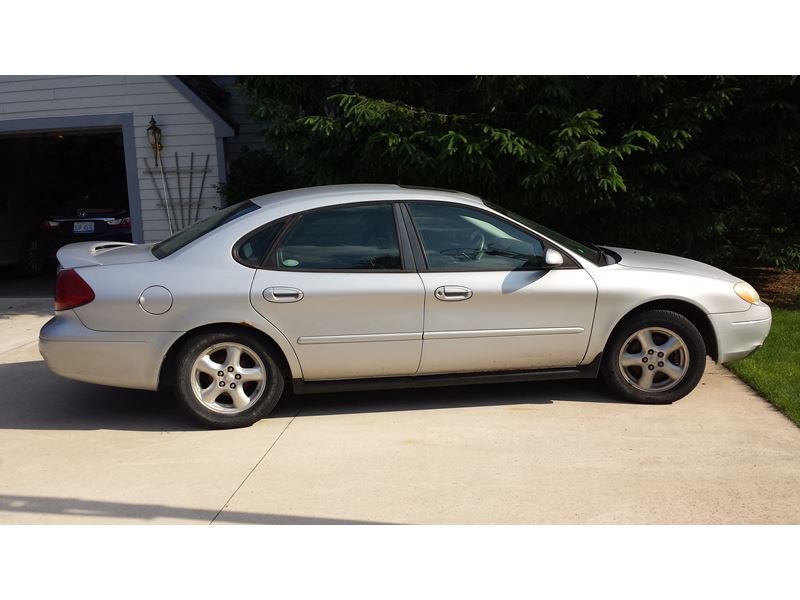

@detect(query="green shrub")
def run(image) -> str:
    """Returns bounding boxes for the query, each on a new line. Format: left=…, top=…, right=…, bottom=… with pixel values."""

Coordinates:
left=220, top=76, right=800, bottom=269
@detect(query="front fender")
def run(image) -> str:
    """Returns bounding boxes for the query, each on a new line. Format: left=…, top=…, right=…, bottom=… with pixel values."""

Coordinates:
left=582, top=266, right=750, bottom=364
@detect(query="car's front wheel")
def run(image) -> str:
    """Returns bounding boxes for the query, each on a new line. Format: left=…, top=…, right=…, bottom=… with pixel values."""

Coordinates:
left=601, top=309, right=706, bottom=404
left=174, top=330, right=285, bottom=429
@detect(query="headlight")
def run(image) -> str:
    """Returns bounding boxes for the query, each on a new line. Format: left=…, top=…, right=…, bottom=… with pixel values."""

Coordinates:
left=734, top=281, right=760, bottom=304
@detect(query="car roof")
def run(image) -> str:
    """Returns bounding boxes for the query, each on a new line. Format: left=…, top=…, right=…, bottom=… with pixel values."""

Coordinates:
left=249, top=184, right=486, bottom=210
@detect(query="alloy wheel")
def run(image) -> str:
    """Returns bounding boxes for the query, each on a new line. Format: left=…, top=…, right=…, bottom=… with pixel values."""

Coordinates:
left=618, top=327, right=689, bottom=392
left=190, top=342, right=267, bottom=413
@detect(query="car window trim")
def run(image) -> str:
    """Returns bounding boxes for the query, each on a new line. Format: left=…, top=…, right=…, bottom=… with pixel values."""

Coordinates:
left=263, top=200, right=413, bottom=274
left=393, top=203, right=418, bottom=271
left=398, top=202, right=430, bottom=270
left=402, top=200, right=581, bottom=273
left=231, top=217, right=290, bottom=269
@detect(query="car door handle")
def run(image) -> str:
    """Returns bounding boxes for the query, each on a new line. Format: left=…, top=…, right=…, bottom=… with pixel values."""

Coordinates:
left=263, top=287, right=304, bottom=303
left=434, top=286, right=473, bottom=301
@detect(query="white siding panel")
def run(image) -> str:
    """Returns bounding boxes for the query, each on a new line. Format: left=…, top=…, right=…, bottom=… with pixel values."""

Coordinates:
left=0, top=75, right=226, bottom=242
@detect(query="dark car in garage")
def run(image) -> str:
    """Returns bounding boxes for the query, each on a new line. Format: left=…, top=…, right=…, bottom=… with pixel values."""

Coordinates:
left=40, top=204, right=132, bottom=257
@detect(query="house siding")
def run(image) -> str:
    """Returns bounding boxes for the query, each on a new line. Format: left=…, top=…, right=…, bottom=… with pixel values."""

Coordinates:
left=0, top=75, right=226, bottom=242
left=210, top=76, right=268, bottom=166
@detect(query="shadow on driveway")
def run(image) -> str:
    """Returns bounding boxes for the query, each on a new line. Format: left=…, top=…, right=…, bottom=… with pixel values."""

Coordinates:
left=282, top=377, right=625, bottom=418
left=0, top=269, right=56, bottom=299
left=0, top=298, right=54, bottom=320
left=0, top=494, right=385, bottom=524
left=0, top=360, right=197, bottom=432
left=0, top=359, right=624, bottom=432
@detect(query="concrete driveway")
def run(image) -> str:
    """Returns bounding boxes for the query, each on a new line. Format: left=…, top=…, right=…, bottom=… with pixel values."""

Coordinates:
left=1, top=297, right=799, bottom=524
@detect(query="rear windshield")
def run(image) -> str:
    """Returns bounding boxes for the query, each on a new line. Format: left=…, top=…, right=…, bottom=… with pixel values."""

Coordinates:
left=151, top=201, right=260, bottom=259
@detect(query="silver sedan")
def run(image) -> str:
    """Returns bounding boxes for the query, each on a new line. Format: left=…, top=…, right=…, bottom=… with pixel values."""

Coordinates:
left=39, top=185, right=772, bottom=428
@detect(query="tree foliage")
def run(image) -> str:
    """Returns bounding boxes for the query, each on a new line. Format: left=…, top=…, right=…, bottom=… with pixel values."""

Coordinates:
left=223, top=76, right=800, bottom=268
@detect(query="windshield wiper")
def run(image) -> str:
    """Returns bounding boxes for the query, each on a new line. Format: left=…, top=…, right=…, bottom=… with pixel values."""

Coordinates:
left=584, top=242, right=612, bottom=265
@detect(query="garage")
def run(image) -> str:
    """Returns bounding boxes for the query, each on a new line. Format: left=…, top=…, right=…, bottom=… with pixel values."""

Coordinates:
left=0, top=75, right=240, bottom=297
left=0, top=128, right=131, bottom=277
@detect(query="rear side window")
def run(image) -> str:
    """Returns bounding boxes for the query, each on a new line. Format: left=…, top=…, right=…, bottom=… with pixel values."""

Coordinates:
left=151, top=201, right=260, bottom=259
left=274, top=203, right=402, bottom=271
left=234, top=219, right=286, bottom=267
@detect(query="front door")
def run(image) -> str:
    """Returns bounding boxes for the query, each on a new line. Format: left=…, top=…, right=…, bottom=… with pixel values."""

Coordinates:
left=405, top=202, right=598, bottom=375
left=249, top=202, right=424, bottom=381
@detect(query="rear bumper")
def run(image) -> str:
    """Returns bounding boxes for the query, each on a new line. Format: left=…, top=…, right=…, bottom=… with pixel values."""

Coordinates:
left=38, top=311, right=179, bottom=391
left=709, top=303, right=772, bottom=364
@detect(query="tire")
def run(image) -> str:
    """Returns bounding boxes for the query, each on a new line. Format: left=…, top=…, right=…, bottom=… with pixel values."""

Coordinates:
left=174, top=330, right=285, bottom=429
left=16, top=236, right=46, bottom=276
left=601, top=309, right=706, bottom=405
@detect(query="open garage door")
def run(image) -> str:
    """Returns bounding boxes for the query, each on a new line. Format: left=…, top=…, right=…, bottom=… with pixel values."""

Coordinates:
left=0, top=128, right=131, bottom=295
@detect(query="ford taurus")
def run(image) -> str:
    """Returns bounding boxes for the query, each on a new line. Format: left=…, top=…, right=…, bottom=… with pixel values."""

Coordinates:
left=39, top=185, right=772, bottom=428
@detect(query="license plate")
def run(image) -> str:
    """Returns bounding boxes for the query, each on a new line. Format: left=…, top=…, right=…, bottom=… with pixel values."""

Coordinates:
left=73, top=221, right=94, bottom=233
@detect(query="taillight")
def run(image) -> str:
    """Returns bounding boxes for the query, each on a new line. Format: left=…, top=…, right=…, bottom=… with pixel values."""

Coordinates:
left=55, top=269, right=95, bottom=311
left=109, top=216, right=131, bottom=228
left=41, top=220, right=59, bottom=231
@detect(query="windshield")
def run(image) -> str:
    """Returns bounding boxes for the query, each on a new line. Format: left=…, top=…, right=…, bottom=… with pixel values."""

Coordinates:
left=486, top=202, right=604, bottom=265
left=151, top=201, right=260, bottom=259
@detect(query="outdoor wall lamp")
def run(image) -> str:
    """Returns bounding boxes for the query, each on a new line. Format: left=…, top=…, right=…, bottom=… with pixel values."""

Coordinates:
left=146, top=116, right=163, bottom=165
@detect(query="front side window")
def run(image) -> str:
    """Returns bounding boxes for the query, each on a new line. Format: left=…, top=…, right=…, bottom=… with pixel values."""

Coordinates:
left=275, top=203, right=402, bottom=271
left=408, top=202, right=546, bottom=271
left=486, top=202, right=603, bottom=265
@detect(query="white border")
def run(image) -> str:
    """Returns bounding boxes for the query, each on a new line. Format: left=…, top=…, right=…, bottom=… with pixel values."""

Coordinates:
left=3, top=0, right=800, bottom=74
left=2, top=525, right=797, bottom=599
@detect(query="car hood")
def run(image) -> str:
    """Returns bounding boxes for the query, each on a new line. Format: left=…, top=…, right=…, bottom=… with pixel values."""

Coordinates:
left=608, top=247, right=738, bottom=281
left=57, top=241, right=158, bottom=268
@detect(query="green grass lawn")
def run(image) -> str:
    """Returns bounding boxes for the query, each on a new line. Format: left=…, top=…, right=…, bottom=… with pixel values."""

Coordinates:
left=727, top=307, right=800, bottom=426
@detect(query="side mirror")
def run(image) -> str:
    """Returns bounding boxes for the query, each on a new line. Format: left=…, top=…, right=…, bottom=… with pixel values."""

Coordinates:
left=544, top=248, right=564, bottom=267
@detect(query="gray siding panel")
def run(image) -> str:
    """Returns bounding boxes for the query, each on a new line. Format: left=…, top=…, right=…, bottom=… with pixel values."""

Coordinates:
left=53, top=83, right=180, bottom=99
left=0, top=76, right=128, bottom=89
left=210, top=76, right=269, bottom=164
left=0, top=89, right=55, bottom=103
left=2, top=93, right=192, bottom=112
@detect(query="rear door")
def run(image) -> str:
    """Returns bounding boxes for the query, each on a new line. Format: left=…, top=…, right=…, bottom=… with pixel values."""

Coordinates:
left=404, top=202, right=598, bottom=375
left=249, top=202, right=425, bottom=381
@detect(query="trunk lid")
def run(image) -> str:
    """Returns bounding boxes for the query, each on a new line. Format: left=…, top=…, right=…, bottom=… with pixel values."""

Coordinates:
left=56, top=241, right=158, bottom=268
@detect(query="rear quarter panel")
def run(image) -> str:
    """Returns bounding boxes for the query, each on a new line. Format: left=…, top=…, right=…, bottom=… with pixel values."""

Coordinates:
left=71, top=235, right=304, bottom=379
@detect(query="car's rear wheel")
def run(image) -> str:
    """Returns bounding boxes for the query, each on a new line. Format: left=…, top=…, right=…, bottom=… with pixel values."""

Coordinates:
left=16, top=236, right=45, bottom=276
left=601, top=309, right=706, bottom=404
left=174, top=330, right=284, bottom=429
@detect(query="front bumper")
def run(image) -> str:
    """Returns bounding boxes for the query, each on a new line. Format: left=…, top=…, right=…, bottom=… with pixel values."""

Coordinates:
left=39, top=311, right=180, bottom=391
left=709, top=302, right=772, bottom=364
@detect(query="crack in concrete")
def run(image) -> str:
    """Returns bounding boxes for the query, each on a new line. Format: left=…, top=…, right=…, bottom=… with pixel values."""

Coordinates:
left=0, top=339, right=38, bottom=359
left=209, top=409, right=301, bottom=524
